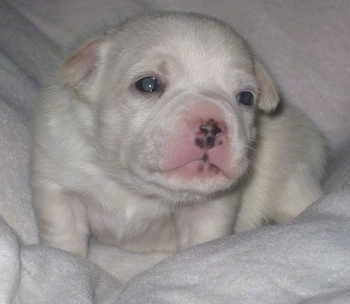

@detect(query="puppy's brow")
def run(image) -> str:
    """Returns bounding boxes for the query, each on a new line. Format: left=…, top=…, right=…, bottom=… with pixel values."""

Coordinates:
left=128, top=56, right=172, bottom=80
left=158, top=60, right=169, bottom=75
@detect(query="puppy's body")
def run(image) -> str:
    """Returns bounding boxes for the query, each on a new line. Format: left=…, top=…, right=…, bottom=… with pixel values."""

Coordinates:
left=30, top=12, right=325, bottom=256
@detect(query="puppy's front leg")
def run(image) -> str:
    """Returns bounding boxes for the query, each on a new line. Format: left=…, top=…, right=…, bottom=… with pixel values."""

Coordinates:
left=32, top=184, right=89, bottom=257
left=175, top=196, right=239, bottom=250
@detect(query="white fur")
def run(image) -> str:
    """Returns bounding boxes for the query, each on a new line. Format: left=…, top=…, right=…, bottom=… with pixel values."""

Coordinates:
left=30, top=12, right=325, bottom=257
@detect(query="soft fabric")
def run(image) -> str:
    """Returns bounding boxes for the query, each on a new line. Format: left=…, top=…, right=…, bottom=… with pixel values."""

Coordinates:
left=0, top=0, right=349, bottom=303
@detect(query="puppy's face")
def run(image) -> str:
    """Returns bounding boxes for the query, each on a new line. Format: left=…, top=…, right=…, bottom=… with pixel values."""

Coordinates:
left=63, top=12, right=279, bottom=202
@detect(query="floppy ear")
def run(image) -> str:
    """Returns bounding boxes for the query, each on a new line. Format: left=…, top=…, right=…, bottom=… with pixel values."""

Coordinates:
left=62, top=39, right=103, bottom=97
left=254, top=61, right=280, bottom=113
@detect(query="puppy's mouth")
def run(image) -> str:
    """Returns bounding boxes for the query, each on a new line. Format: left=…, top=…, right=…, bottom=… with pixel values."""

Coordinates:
left=163, top=153, right=234, bottom=180
left=171, top=161, right=218, bottom=178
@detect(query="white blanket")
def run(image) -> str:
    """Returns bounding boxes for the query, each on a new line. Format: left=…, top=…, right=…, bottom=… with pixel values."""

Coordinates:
left=1, top=0, right=350, bottom=303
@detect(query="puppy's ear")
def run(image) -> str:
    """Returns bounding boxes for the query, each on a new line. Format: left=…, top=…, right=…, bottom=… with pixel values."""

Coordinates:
left=254, top=61, right=280, bottom=113
left=62, top=39, right=103, bottom=97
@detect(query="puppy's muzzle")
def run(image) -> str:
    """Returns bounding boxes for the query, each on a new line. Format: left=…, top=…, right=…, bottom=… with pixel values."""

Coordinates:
left=161, top=101, right=235, bottom=179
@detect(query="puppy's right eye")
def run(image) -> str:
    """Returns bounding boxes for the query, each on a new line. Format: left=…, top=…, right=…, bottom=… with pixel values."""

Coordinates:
left=135, top=77, right=161, bottom=92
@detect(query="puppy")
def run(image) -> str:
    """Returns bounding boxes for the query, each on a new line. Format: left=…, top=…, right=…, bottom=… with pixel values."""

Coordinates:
left=30, top=11, right=325, bottom=257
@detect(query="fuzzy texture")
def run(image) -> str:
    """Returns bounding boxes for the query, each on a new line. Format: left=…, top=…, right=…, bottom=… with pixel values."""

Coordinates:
left=1, top=1, right=350, bottom=303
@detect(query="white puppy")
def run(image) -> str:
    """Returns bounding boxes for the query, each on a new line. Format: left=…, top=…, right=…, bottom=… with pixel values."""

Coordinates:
left=30, top=11, right=325, bottom=257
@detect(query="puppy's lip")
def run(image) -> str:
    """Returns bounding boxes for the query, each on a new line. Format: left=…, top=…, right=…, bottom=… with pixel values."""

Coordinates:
left=161, top=159, right=235, bottom=180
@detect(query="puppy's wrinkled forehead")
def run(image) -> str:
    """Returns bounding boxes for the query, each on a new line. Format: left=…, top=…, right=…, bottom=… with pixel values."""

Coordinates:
left=105, top=13, right=254, bottom=82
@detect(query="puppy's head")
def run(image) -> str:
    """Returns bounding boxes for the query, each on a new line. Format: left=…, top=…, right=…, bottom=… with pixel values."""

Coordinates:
left=62, top=12, right=279, bottom=203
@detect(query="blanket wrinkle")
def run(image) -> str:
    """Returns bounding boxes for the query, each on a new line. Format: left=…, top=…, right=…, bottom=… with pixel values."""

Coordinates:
left=297, top=187, right=350, bottom=222
left=0, top=51, right=37, bottom=120
left=0, top=0, right=62, bottom=87
left=0, top=216, right=21, bottom=304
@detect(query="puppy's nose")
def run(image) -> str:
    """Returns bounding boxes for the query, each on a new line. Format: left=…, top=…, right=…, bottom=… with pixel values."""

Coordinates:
left=194, top=119, right=227, bottom=149
left=199, top=122, right=223, bottom=136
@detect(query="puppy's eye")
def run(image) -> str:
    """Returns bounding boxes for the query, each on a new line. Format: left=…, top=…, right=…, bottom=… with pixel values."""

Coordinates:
left=236, top=91, right=255, bottom=106
left=135, top=77, right=161, bottom=92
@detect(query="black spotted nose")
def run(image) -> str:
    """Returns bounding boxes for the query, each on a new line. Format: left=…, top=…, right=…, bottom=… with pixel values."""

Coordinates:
left=199, top=123, right=222, bottom=136
left=195, top=119, right=225, bottom=149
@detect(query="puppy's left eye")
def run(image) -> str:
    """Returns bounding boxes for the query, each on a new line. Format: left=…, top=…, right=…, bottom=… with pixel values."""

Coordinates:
left=236, top=91, right=255, bottom=106
left=135, top=77, right=161, bottom=92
